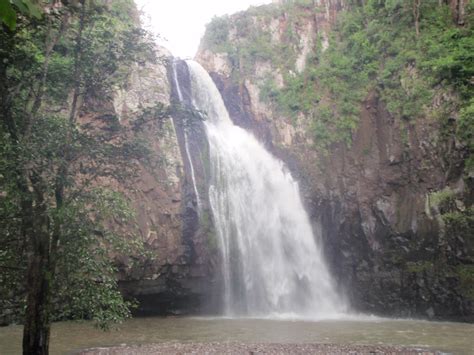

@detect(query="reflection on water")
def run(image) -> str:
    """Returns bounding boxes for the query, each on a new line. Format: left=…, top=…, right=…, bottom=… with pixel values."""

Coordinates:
left=0, top=317, right=472, bottom=354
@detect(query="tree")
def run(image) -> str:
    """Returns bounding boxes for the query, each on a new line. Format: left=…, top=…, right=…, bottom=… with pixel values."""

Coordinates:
left=0, top=1, right=165, bottom=353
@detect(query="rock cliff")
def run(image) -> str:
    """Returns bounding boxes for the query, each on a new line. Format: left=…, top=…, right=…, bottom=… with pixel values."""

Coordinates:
left=195, top=0, right=473, bottom=321
left=71, top=47, right=217, bottom=317
left=108, top=50, right=216, bottom=315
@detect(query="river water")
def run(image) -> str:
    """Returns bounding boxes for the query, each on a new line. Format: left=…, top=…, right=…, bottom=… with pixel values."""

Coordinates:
left=0, top=317, right=473, bottom=354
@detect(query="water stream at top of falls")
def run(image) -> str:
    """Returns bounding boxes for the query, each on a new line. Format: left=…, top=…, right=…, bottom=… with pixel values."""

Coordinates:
left=178, top=59, right=347, bottom=319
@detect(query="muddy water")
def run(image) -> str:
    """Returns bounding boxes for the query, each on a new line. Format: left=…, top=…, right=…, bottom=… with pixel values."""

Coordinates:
left=0, top=317, right=472, bottom=354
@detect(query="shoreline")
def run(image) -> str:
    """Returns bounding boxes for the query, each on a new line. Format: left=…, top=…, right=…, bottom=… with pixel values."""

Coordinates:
left=78, top=342, right=440, bottom=354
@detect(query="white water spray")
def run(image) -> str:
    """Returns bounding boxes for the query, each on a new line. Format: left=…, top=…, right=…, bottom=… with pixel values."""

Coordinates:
left=181, top=60, right=347, bottom=319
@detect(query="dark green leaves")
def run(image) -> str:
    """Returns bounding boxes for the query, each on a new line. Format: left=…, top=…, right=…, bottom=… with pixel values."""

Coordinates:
left=0, top=0, right=42, bottom=30
left=0, top=0, right=16, bottom=30
left=202, top=15, right=230, bottom=52
left=14, top=0, right=41, bottom=19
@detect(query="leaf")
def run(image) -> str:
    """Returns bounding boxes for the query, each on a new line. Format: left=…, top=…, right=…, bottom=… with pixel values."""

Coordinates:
left=0, top=0, right=16, bottom=30
left=22, top=0, right=42, bottom=19
left=11, top=0, right=28, bottom=14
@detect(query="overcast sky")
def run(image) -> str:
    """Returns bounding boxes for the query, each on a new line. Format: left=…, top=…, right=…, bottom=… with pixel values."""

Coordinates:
left=134, top=0, right=273, bottom=58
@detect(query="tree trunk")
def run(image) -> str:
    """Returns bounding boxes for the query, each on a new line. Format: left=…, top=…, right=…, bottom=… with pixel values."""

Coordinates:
left=413, top=0, right=421, bottom=37
left=449, top=0, right=466, bottom=25
left=22, top=183, right=52, bottom=355
left=22, top=245, right=51, bottom=355
left=456, top=0, right=465, bottom=25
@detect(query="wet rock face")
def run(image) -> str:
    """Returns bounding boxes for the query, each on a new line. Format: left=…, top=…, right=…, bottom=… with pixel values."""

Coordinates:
left=207, top=72, right=273, bottom=150
left=195, top=3, right=473, bottom=321
left=103, top=51, right=216, bottom=316
left=311, top=96, right=471, bottom=320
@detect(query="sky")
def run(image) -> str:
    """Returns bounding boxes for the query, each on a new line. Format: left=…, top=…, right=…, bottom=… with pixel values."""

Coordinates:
left=134, top=0, right=273, bottom=58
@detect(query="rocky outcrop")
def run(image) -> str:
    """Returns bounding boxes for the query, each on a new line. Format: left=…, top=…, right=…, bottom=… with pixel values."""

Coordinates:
left=89, top=48, right=216, bottom=316
left=196, top=1, right=473, bottom=321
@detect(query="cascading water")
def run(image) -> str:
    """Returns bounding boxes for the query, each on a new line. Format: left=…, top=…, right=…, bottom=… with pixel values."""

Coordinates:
left=171, top=60, right=202, bottom=214
left=179, top=59, right=347, bottom=319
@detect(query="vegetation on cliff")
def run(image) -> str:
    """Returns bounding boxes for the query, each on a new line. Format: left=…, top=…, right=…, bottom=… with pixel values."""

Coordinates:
left=0, top=0, right=164, bottom=353
left=202, top=0, right=473, bottom=163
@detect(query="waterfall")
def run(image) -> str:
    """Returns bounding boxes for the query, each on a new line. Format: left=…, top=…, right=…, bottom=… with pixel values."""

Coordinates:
left=171, top=60, right=202, bottom=214
left=179, top=60, right=347, bottom=319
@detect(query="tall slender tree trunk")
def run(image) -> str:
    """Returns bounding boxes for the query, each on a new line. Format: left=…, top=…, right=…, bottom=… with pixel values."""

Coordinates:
left=22, top=261, right=51, bottom=355
left=22, top=178, right=52, bottom=355
left=448, top=0, right=466, bottom=25
left=455, top=0, right=465, bottom=25
left=22, top=232, right=52, bottom=354
left=413, top=0, right=421, bottom=37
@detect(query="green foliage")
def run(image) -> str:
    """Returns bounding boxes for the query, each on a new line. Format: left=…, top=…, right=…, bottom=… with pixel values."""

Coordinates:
left=4, top=1, right=155, bottom=109
left=202, top=15, right=230, bottom=52
left=0, top=0, right=42, bottom=30
left=202, top=1, right=320, bottom=81
left=442, top=207, right=474, bottom=239
left=0, top=113, right=148, bottom=326
left=0, top=0, right=17, bottom=29
left=406, top=260, right=434, bottom=274
left=455, top=265, right=474, bottom=300
left=78, top=11, right=155, bottom=99
left=239, top=28, right=275, bottom=64
left=52, top=189, right=141, bottom=328
left=133, top=102, right=171, bottom=132
left=443, top=207, right=474, bottom=300
left=429, top=187, right=456, bottom=207
left=0, top=133, right=26, bottom=314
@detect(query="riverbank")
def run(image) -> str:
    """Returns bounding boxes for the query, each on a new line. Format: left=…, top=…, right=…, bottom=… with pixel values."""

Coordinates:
left=79, top=342, right=438, bottom=354
left=1, top=317, right=472, bottom=354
